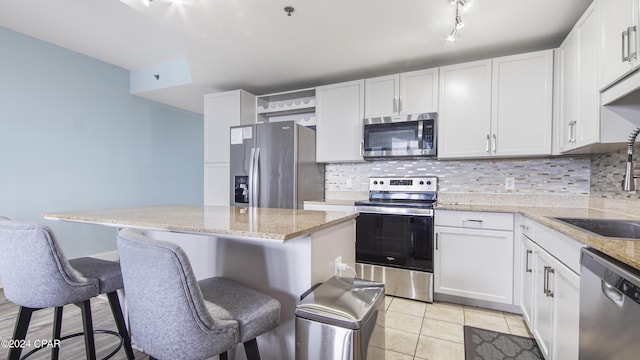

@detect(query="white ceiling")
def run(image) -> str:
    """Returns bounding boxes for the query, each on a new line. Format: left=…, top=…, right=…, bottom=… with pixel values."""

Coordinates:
left=0, top=0, right=593, bottom=114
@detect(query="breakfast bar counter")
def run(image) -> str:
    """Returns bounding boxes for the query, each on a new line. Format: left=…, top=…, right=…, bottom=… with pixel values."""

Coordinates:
left=44, top=204, right=357, bottom=360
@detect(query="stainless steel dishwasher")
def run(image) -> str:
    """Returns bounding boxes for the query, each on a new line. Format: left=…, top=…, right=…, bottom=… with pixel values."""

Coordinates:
left=579, top=248, right=640, bottom=359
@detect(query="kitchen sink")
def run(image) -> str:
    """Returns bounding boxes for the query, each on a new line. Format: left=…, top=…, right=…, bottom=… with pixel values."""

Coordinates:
left=553, top=217, right=640, bottom=240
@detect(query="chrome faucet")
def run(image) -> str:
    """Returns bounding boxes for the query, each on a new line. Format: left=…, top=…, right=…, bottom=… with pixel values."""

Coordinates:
left=623, top=126, right=640, bottom=191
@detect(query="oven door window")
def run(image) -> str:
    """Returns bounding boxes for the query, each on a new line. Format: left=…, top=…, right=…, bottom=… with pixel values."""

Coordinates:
left=356, top=213, right=433, bottom=272
left=364, top=121, right=420, bottom=152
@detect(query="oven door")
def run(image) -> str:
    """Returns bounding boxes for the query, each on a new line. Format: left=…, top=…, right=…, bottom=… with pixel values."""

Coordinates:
left=356, top=212, right=433, bottom=272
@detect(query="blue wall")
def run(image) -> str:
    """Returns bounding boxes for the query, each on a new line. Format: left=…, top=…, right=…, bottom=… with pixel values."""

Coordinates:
left=0, top=27, right=204, bottom=258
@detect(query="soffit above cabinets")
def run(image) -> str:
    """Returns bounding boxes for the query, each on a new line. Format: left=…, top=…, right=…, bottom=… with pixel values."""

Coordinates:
left=0, top=0, right=591, bottom=114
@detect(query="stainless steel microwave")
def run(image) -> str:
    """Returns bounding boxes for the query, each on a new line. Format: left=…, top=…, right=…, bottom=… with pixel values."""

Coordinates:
left=362, top=113, right=437, bottom=160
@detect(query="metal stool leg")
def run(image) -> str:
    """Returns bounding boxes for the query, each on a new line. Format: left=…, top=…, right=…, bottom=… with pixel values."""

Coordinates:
left=243, top=338, right=261, bottom=360
left=77, top=300, right=97, bottom=360
left=51, top=306, right=63, bottom=360
left=106, top=292, right=135, bottom=360
left=8, top=306, right=36, bottom=360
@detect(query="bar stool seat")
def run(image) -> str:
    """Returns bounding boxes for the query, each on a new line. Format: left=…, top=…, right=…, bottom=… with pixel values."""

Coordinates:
left=0, top=219, right=134, bottom=360
left=116, top=228, right=281, bottom=360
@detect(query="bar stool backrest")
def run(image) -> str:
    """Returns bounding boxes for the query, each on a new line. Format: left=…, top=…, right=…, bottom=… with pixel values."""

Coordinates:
left=0, top=220, right=99, bottom=308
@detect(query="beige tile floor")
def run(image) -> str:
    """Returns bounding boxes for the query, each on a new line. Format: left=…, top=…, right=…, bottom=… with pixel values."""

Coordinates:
left=380, top=296, right=533, bottom=360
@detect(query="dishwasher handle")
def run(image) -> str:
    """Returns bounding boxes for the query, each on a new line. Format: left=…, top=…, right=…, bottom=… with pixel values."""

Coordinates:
left=602, top=280, right=625, bottom=307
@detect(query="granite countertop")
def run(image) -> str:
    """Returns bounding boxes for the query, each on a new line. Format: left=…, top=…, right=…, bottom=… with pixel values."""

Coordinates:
left=436, top=202, right=640, bottom=271
left=44, top=205, right=357, bottom=241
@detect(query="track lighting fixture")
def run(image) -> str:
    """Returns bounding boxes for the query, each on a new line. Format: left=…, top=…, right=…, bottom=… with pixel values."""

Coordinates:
left=447, top=0, right=471, bottom=42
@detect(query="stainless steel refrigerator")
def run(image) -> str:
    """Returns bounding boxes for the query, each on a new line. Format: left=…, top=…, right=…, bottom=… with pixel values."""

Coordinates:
left=230, top=121, right=324, bottom=209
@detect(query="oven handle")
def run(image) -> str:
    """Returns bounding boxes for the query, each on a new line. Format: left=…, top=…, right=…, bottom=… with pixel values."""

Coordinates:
left=410, top=217, right=415, bottom=256
left=355, top=207, right=434, bottom=217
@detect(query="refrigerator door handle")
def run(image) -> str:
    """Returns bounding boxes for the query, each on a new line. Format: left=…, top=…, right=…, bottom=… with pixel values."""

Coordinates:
left=253, top=147, right=261, bottom=207
left=248, top=147, right=256, bottom=206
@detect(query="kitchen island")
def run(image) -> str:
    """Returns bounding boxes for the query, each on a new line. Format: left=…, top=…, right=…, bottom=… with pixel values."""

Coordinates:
left=44, top=204, right=357, bottom=360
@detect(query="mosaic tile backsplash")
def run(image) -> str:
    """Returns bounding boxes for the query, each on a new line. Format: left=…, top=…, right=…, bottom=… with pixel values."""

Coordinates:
left=325, top=157, right=592, bottom=195
left=591, top=149, right=640, bottom=199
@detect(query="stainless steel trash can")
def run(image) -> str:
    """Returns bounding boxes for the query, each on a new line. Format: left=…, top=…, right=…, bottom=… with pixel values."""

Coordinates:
left=295, top=276, right=385, bottom=360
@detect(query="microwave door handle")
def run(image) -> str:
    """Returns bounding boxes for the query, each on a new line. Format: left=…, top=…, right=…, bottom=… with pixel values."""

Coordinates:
left=417, top=121, right=424, bottom=150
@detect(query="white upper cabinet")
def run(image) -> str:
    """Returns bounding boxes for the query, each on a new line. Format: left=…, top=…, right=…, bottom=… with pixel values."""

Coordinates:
left=558, top=3, right=599, bottom=153
left=364, top=68, right=438, bottom=118
left=598, top=0, right=640, bottom=90
left=491, top=50, right=554, bottom=157
left=438, top=50, right=553, bottom=159
left=399, top=69, right=439, bottom=114
left=438, top=59, right=493, bottom=158
left=315, top=80, right=365, bottom=163
left=204, top=90, right=255, bottom=163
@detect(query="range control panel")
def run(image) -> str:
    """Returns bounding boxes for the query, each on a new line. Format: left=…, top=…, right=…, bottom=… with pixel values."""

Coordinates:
left=368, top=177, right=437, bottom=193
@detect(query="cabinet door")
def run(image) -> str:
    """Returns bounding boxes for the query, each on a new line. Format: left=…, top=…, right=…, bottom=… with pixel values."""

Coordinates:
left=519, top=236, right=535, bottom=327
left=575, top=5, right=600, bottom=148
left=204, top=90, right=255, bottom=163
left=204, top=163, right=230, bottom=206
left=551, top=258, right=580, bottom=360
left=558, top=27, right=579, bottom=152
left=364, top=74, right=399, bottom=118
left=438, top=60, right=492, bottom=159
left=316, top=80, right=365, bottom=162
left=532, top=249, right=553, bottom=360
left=434, top=226, right=513, bottom=304
left=399, top=68, right=439, bottom=114
left=491, top=50, right=553, bottom=156
left=598, top=0, right=637, bottom=90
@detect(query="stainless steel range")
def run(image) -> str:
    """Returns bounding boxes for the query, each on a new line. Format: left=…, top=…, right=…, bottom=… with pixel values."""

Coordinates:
left=355, top=176, right=437, bottom=302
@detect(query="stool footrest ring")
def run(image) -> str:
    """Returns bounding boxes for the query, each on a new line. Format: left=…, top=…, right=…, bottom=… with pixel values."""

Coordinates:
left=20, top=329, right=124, bottom=360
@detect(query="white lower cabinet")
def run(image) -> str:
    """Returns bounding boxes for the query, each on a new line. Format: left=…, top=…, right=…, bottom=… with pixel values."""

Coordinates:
left=520, top=234, right=535, bottom=326
left=434, top=211, right=514, bottom=304
left=518, top=216, right=581, bottom=360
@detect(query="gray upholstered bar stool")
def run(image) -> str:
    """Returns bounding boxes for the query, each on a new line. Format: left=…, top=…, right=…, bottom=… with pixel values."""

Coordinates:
left=116, top=228, right=281, bottom=360
left=0, top=219, right=134, bottom=360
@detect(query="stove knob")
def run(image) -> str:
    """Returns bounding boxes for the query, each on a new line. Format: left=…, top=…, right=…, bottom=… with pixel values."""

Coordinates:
left=373, top=181, right=378, bottom=185
left=419, top=181, right=424, bottom=185
left=426, top=181, right=432, bottom=185
left=380, top=180, right=384, bottom=185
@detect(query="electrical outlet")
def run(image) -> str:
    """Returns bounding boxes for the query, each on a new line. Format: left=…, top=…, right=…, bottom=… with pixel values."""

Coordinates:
left=334, top=256, right=342, bottom=275
left=505, top=177, right=515, bottom=190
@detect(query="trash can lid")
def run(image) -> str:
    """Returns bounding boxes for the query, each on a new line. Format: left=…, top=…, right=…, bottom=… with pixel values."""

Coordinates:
left=295, top=276, right=385, bottom=330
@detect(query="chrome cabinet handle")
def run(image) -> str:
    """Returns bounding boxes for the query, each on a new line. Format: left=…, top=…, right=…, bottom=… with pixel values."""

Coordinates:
left=486, top=134, right=490, bottom=153
left=492, top=134, right=497, bottom=153
left=398, top=96, right=403, bottom=113
left=393, top=97, right=398, bottom=113
left=435, top=233, right=439, bottom=250
left=630, top=25, right=638, bottom=61
left=568, top=121, right=574, bottom=143
left=525, top=250, right=533, bottom=273
left=623, top=28, right=630, bottom=62
left=544, top=266, right=555, bottom=297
